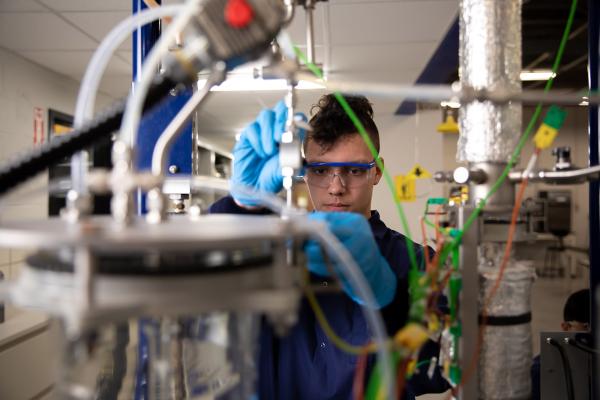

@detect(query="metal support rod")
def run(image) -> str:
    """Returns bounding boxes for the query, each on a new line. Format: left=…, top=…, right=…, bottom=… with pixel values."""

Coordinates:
left=296, top=73, right=600, bottom=107
left=508, top=165, right=600, bottom=184
left=151, top=64, right=225, bottom=176
left=304, top=0, right=316, bottom=65
left=588, top=1, right=600, bottom=398
left=458, top=206, right=479, bottom=400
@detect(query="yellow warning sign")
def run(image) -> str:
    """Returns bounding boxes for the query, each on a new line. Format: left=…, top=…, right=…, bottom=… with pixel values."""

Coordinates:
left=407, top=163, right=432, bottom=179
left=395, top=175, right=416, bottom=202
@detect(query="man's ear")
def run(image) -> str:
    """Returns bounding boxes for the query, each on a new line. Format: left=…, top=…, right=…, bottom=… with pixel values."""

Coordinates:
left=373, top=157, right=384, bottom=185
left=561, top=321, right=570, bottom=332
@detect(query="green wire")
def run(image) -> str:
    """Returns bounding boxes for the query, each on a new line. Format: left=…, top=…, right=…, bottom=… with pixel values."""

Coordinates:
left=294, top=46, right=420, bottom=276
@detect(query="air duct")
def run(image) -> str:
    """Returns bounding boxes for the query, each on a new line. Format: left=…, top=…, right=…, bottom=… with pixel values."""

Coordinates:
left=457, top=0, right=522, bottom=164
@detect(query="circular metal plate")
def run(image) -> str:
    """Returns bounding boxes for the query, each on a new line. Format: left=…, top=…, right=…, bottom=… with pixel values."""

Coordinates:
left=0, top=214, right=304, bottom=251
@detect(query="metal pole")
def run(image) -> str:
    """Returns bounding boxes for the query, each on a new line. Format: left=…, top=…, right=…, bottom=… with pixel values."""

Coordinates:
left=132, top=2, right=161, bottom=399
left=587, top=1, right=600, bottom=399
left=458, top=206, right=479, bottom=400
left=305, top=0, right=316, bottom=64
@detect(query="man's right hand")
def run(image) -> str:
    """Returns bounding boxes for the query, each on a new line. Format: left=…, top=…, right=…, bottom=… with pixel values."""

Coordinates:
left=231, top=101, right=288, bottom=207
left=231, top=100, right=307, bottom=207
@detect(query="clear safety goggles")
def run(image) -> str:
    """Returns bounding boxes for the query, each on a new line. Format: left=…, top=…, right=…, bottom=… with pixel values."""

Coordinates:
left=302, top=160, right=377, bottom=188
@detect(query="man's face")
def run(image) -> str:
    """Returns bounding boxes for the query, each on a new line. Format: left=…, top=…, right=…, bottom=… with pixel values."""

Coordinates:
left=303, top=133, right=382, bottom=218
left=561, top=320, right=589, bottom=332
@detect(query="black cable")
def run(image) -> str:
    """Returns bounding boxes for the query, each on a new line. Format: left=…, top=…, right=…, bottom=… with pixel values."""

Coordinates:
left=0, top=74, right=180, bottom=197
left=548, top=337, right=575, bottom=400
left=566, top=337, right=600, bottom=355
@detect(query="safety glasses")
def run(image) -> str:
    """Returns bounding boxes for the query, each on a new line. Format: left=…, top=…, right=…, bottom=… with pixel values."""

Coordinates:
left=301, top=160, right=377, bottom=188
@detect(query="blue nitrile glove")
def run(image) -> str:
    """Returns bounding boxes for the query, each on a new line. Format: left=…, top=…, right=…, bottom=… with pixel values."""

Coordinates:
left=231, top=100, right=306, bottom=206
left=305, top=212, right=397, bottom=308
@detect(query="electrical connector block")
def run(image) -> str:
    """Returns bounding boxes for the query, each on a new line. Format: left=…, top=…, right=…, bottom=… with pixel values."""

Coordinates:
left=533, top=106, right=567, bottom=149
left=394, top=323, right=429, bottom=352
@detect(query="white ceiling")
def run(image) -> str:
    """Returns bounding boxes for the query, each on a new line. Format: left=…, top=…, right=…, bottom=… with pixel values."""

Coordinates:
left=0, top=0, right=458, bottom=149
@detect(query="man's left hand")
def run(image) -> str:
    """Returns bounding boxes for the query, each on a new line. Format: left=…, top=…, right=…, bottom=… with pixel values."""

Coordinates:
left=305, top=212, right=397, bottom=308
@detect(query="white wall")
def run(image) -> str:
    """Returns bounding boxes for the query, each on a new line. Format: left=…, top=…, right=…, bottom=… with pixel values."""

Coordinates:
left=372, top=109, right=445, bottom=240
left=0, top=46, right=111, bottom=318
left=0, top=47, right=112, bottom=399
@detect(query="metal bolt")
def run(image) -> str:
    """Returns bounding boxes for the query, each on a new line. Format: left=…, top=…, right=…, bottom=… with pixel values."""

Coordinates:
left=168, top=165, right=179, bottom=174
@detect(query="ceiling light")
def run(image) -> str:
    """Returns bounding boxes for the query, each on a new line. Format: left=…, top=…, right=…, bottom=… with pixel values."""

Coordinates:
left=520, top=69, right=556, bottom=81
left=441, top=100, right=461, bottom=109
left=198, top=77, right=326, bottom=92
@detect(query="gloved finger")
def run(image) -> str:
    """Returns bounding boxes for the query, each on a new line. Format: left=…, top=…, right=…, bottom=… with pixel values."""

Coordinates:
left=272, top=100, right=288, bottom=143
left=304, top=240, right=331, bottom=277
left=256, top=155, right=283, bottom=193
left=256, top=107, right=278, bottom=156
left=307, top=211, right=364, bottom=240
left=294, top=112, right=308, bottom=142
left=240, top=120, right=269, bottom=159
left=232, top=145, right=264, bottom=186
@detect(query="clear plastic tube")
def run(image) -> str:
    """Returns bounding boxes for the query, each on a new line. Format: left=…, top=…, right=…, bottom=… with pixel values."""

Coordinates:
left=120, top=0, right=201, bottom=147
left=71, top=5, right=186, bottom=194
left=190, top=177, right=288, bottom=215
left=191, top=178, right=395, bottom=399
left=74, top=5, right=186, bottom=127
left=299, top=221, right=396, bottom=399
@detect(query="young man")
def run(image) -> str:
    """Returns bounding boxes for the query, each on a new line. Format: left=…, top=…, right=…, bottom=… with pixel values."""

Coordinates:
left=531, top=288, right=590, bottom=400
left=210, top=94, right=440, bottom=399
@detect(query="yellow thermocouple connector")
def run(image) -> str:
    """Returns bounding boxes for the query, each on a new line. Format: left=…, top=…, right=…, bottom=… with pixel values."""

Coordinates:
left=533, top=106, right=567, bottom=149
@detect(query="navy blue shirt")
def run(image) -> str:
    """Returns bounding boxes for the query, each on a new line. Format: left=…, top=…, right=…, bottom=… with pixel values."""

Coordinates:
left=210, top=196, right=447, bottom=399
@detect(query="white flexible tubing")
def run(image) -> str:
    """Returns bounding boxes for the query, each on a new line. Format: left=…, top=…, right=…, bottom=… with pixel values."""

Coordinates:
left=120, top=0, right=201, bottom=147
left=189, top=177, right=288, bottom=214
left=522, top=152, right=539, bottom=179
left=194, top=178, right=395, bottom=398
left=299, top=221, right=396, bottom=400
left=71, top=5, right=186, bottom=194
left=74, top=5, right=186, bottom=127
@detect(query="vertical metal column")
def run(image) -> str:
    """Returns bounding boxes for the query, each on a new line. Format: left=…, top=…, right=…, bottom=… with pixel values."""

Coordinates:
left=588, top=1, right=600, bottom=399
left=132, top=2, right=161, bottom=399
left=133, top=0, right=161, bottom=85
left=458, top=206, right=479, bottom=400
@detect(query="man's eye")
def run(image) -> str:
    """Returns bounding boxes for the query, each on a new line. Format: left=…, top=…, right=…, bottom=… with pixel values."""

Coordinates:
left=312, top=168, right=327, bottom=175
left=348, top=168, right=365, bottom=176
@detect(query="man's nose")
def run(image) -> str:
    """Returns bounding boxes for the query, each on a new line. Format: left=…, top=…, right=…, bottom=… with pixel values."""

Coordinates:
left=327, top=174, right=346, bottom=195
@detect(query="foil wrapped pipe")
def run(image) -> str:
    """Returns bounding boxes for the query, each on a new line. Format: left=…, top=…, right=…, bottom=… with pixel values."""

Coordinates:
left=457, top=0, right=522, bottom=163
left=478, top=244, right=535, bottom=400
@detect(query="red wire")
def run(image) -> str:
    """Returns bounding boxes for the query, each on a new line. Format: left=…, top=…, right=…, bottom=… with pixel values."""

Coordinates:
left=353, top=351, right=368, bottom=400
left=396, top=360, right=409, bottom=400
left=420, top=217, right=432, bottom=273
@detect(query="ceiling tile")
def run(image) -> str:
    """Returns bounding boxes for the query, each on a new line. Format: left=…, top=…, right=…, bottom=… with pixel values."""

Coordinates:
left=283, top=4, right=327, bottom=47
left=330, top=42, right=438, bottom=74
left=0, top=0, right=46, bottom=12
left=19, top=50, right=131, bottom=79
left=37, top=0, right=130, bottom=12
left=95, top=75, right=131, bottom=99
left=329, top=1, right=457, bottom=45
left=61, top=11, right=130, bottom=42
left=116, top=50, right=133, bottom=66
left=0, top=13, right=97, bottom=50
left=327, top=68, right=421, bottom=85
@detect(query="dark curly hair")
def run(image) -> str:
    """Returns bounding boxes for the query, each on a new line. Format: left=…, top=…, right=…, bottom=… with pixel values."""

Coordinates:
left=305, top=94, right=380, bottom=154
left=563, top=289, right=590, bottom=323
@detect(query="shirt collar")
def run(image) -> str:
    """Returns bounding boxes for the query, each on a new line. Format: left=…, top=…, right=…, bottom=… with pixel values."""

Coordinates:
left=369, top=210, right=387, bottom=240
